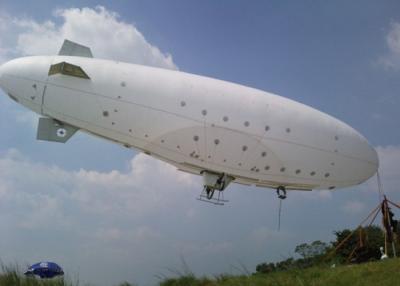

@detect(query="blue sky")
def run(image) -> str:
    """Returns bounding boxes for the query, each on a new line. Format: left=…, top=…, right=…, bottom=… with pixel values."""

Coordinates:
left=0, top=1, right=400, bottom=285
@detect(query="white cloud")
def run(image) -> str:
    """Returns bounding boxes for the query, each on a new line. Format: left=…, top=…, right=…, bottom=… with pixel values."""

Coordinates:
left=94, top=226, right=161, bottom=244
left=342, top=200, right=366, bottom=215
left=71, top=153, right=197, bottom=218
left=375, top=145, right=400, bottom=192
left=317, top=190, right=333, bottom=200
left=0, top=6, right=177, bottom=69
left=363, top=145, right=400, bottom=194
left=371, top=113, right=383, bottom=121
left=249, top=226, right=290, bottom=244
left=387, top=22, right=400, bottom=56
left=0, top=47, right=8, bottom=64
left=172, top=240, right=234, bottom=258
left=0, top=13, right=17, bottom=64
left=0, top=148, right=196, bottom=229
left=379, top=21, right=400, bottom=70
left=14, top=109, right=39, bottom=128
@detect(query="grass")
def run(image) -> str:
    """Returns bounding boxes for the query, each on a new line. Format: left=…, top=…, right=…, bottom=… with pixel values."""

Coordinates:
left=0, top=263, right=133, bottom=286
left=159, top=258, right=400, bottom=286
left=0, top=264, right=76, bottom=286
left=1, top=259, right=399, bottom=286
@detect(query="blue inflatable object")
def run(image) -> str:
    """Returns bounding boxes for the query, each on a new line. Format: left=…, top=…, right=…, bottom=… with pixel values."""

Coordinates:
left=24, top=262, right=64, bottom=279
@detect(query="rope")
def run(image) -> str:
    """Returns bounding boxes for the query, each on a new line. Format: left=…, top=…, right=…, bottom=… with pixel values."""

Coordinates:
left=326, top=170, right=398, bottom=262
left=377, top=171, right=385, bottom=201
left=278, top=199, right=283, bottom=231
left=387, top=199, right=400, bottom=209
left=346, top=228, right=365, bottom=263
left=346, top=246, right=358, bottom=263
left=368, top=206, right=380, bottom=227
left=325, top=204, right=381, bottom=260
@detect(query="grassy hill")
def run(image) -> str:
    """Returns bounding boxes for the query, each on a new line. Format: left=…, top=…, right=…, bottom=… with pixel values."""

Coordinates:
left=1, top=258, right=399, bottom=286
left=160, top=258, right=400, bottom=286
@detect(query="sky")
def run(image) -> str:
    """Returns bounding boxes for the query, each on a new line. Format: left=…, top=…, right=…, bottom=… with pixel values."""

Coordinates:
left=0, top=1, right=400, bottom=285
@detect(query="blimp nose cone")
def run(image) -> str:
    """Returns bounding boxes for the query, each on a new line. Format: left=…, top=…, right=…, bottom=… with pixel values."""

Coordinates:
left=356, top=130, right=379, bottom=167
left=370, top=144, right=379, bottom=168
left=352, top=129, right=379, bottom=183
left=364, top=140, right=379, bottom=176
left=327, top=114, right=379, bottom=187
left=0, top=60, right=13, bottom=96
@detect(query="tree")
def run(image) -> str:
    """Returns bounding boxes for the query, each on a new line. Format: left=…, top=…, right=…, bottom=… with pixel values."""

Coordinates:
left=332, top=225, right=385, bottom=263
left=295, top=240, right=328, bottom=259
left=117, top=282, right=135, bottom=286
left=255, top=262, right=275, bottom=274
left=269, top=258, right=292, bottom=272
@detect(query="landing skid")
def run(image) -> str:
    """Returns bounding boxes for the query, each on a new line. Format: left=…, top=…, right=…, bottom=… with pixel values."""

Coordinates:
left=197, top=186, right=229, bottom=206
left=197, top=171, right=234, bottom=206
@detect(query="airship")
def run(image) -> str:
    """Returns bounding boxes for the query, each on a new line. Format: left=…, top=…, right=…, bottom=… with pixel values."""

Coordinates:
left=24, top=261, right=64, bottom=279
left=0, top=40, right=378, bottom=204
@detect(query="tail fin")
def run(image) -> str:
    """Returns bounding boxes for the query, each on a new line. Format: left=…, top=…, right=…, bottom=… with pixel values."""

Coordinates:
left=58, top=39, right=93, bottom=58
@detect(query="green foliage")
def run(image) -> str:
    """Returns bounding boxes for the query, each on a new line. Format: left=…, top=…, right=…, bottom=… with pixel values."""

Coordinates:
left=254, top=225, right=399, bottom=275
left=255, top=240, right=329, bottom=274
left=255, top=262, right=275, bottom=274
left=0, top=264, right=136, bottom=286
left=159, top=259, right=400, bottom=286
left=332, top=225, right=384, bottom=263
left=159, top=274, right=213, bottom=286
left=116, top=282, right=136, bottom=286
left=295, top=240, right=328, bottom=259
left=0, top=263, right=73, bottom=286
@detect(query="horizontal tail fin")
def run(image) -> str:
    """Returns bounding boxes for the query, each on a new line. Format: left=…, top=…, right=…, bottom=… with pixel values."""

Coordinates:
left=37, top=117, right=78, bottom=143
